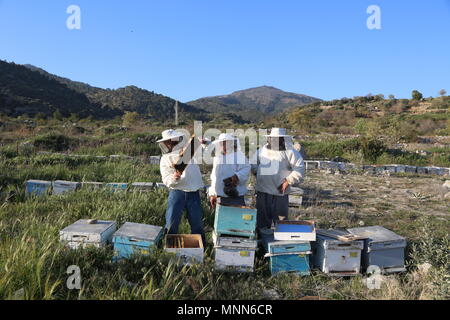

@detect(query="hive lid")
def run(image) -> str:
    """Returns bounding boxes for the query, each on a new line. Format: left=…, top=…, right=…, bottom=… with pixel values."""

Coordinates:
left=347, top=226, right=405, bottom=243
left=61, top=219, right=116, bottom=235
left=113, top=222, right=163, bottom=241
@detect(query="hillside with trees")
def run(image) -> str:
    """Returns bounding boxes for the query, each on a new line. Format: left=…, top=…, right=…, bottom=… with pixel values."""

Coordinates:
left=0, top=60, right=122, bottom=119
left=268, top=93, right=450, bottom=140
left=189, top=86, right=321, bottom=122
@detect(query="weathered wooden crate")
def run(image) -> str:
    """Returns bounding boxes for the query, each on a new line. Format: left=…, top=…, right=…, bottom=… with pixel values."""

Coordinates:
left=52, top=180, right=81, bottom=195
left=267, top=240, right=311, bottom=275
left=347, top=226, right=406, bottom=274
left=25, top=180, right=52, bottom=197
left=60, top=219, right=116, bottom=249
left=289, top=188, right=304, bottom=208
left=164, top=234, right=204, bottom=265
left=130, top=182, right=155, bottom=192
left=148, top=156, right=161, bottom=165
left=81, top=182, right=104, bottom=189
left=113, top=222, right=163, bottom=260
left=105, top=183, right=128, bottom=192
left=312, top=231, right=364, bottom=276
left=212, top=231, right=257, bottom=272
left=404, top=165, right=417, bottom=173
left=214, top=205, right=257, bottom=239
left=305, top=161, right=319, bottom=170
left=274, top=220, right=316, bottom=241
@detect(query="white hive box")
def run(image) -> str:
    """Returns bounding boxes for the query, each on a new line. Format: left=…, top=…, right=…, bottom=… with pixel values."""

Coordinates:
left=347, top=226, right=406, bottom=274
left=164, top=234, right=204, bottom=265
left=60, top=219, right=117, bottom=249
left=148, top=156, right=161, bottom=165
left=312, top=230, right=364, bottom=276
left=81, top=182, right=104, bottom=189
left=212, top=232, right=257, bottom=272
left=274, top=220, right=316, bottom=242
left=52, top=180, right=81, bottom=195
left=289, top=188, right=304, bottom=208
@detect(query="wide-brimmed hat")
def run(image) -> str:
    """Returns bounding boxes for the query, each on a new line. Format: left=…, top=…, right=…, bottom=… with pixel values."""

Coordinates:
left=264, top=128, right=292, bottom=138
left=212, top=133, right=238, bottom=145
left=157, top=129, right=184, bottom=143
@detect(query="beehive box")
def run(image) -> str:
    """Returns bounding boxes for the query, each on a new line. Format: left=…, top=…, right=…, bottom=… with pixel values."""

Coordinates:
left=60, top=219, right=116, bottom=249
left=148, top=156, right=161, bottom=165
left=312, top=231, right=364, bottom=276
left=267, top=240, right=311, bottom=275
left=25, top=180, right=52, bottom=197
left=289, top=188, right=304, bottom=208
left=274, top=220, right=316, bottom=241
left=305, top=161, right=319, bottom=170
left=81, top=182, right=104, bottom=189
left=154, top=182, right=167, bottom=189
left=214, top=205, right=257, bottom=239
left=212, top=231, right=257, bottom=272
left=113, top=222, right=163, bottom=260
left=347, top=226, right=406, bottom=274
left=404, top=165, right=417, bottom=173
left=105, top=183, right=128, bottom=192
left=164, top=234, right=204, bottom=265
left=52, top=180, right=81, bottom=195
left=130, top=182, right=154, bottom=192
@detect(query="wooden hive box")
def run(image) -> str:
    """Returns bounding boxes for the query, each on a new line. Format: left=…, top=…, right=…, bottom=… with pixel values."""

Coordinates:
left=347, top=226, right=406, bottom=274
left=112, top=222, right=163, bottom=260
left=81, top=182, right=104, bottom=189
left=60, top=219, right=116, bottom=249
left=131, top=182, right=155, bottom=192
left=212, top=231, right=258, bottom=272
left=214, top=205, right=257, bottom=239
left=266, top=239, right=311, bottom=276
left=289, top=188, right=304, bottom=208
left=52, top=180, right=81, bottom=195
left=164, top=234, right=204, bottom=265
left=312, top=230, right=364, bottom=276
left=274, top=220, right=316, bottom=242
left=25, top=180, right=52, bottom=197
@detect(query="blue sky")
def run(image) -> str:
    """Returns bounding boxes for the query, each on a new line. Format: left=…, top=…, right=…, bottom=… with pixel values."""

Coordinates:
left=0, top=0, right=449, bottom=102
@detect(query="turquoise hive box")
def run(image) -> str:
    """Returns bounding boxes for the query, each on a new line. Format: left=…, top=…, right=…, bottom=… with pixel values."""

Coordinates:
left=25, top=180, right=52, bottom=197
left=112, top=222, right=163, bottom=260
left=266, top=236, right=311, bottom=275
left=214, top=204, right=257, bottom=239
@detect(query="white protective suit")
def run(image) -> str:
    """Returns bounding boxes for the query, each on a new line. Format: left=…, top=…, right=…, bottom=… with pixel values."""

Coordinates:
left=250, top=137, right=305, bottom=196
left=159, top=137, right=204, bottom=192
left=208, top=139, right=251, bottom=198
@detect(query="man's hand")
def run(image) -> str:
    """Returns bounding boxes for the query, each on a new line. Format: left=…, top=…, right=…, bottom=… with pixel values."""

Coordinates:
left=278, top=179, right=290, bottom=194
left=210, top=196, right=217, bottom=208
left=231, top=174, right=239, bottom=187
left=173, top=170, right=182, bottom=181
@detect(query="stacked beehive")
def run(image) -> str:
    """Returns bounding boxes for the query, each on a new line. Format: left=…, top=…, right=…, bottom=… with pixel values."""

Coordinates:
left=263, top=220, right=316, bottom=275
left=213, top=204, right=258, bottom=272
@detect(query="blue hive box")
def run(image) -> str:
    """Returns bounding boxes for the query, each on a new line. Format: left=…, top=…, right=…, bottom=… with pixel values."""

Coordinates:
left=113, top=222, right=163, bottom=260
left=265, top=233, right=311, bottom=276
left=214, top=205, right=257, bottom=239
left=105, top=183, right=128, bottom=192
left=25, top=180, right=52, bottom=197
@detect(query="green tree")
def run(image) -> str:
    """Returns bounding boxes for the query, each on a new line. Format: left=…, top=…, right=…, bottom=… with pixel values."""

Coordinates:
left=122, top=111, right=140, bottom=127
left=439, top=89, right=447, bottom=97
left=53, top=110, right=63, bottom=121
left=412, top=90, right=423, bottom=100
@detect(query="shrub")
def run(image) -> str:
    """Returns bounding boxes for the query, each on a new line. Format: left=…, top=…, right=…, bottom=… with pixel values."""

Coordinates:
left=33, top=134, right=77, bottom=152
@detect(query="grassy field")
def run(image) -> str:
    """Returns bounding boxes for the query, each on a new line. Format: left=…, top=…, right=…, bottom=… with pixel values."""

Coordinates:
left=0, top=153, right=448, bottom=300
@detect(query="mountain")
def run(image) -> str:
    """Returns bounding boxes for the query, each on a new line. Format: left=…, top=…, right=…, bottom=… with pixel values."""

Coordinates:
left=188, top=86, right=321, bottom=122
left=0, top=60, right=121, bottom=119
left=23, top=64, right=209, bottom=122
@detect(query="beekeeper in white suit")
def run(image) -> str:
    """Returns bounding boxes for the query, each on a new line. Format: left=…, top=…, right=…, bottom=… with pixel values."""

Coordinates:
left=209, top=133, right=251, bottom=208
left=251, top=128, right=305, bottom=229
left=158, top=129, right=205, bottom=243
